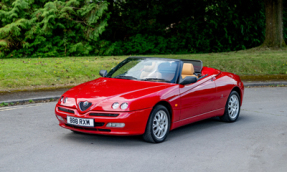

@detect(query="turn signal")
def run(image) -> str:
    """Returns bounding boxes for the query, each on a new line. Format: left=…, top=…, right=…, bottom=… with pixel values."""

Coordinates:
left=57, top=115, right=65, bottom=122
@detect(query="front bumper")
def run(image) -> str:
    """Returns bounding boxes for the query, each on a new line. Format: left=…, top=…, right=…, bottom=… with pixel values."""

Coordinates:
left=55, top=105, right=152, bottom=136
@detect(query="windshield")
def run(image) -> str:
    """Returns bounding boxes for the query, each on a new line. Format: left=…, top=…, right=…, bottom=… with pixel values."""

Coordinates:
left=106, top=58, right=179, bottom=83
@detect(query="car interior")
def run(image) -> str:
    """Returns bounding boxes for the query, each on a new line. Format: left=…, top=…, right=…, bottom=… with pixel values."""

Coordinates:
left=181, top=63, right=198, bottom=79
left=140, top=62, right=162, bottom=79
left=181, top=60, right=207, bottom=80
left=140, top=61, right=177, bottom=81
left=139, top=59, right=207, bottom=82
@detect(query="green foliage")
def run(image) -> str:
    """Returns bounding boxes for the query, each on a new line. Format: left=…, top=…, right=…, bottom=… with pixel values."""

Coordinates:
left=0, top=0, right=109, bottom=57
left=0, top=0, right=281, bottom=57
left=284, top=1, right=287, bottom=43
left=0, top=102, right=9, bottom=106
left=101, top=0, right=266, bottom=55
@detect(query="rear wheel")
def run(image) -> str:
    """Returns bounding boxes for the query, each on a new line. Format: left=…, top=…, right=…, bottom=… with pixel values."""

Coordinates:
left=143, top=105, right=170, bottom=143
left=220, top=91, right=241, bottom=122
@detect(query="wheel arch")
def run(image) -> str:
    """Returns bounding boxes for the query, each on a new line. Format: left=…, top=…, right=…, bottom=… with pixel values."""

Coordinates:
left=231, top=86, right=242, bottom=106
left=153, top=101, right=173, bottom=127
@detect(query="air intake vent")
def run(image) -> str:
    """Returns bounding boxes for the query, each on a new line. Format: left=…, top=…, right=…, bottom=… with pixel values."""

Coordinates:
left=66, top=124, right=98, bottom=131
left=79, top=101, right=92, bottom=111
left=89, top=113, right=119, bottom=117
left=58, top=107, right=74, bottom=114
left=98, top=129, right=111, bottom=132
left=66, top=122, right=105, bottom=129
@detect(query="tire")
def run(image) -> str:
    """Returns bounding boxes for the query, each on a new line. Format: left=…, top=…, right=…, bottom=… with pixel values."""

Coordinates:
left=220, top=91, right=241, bottom=122
left=143, top=105, right=170, bottom=143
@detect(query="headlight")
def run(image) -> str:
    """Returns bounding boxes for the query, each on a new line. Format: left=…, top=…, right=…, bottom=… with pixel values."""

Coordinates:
left=60, top=96, right=64, bottom=102
left=120, top=103, right=128, bottom=110
left=64, top=97, right=68, bottom=103
left=112, top=102, right=119, bottom=109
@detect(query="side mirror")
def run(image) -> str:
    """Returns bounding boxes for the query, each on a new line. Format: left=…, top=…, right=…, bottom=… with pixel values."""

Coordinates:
left=99, top=70, right=107, bottom=77
left=179, top=76, right=197, bottom=85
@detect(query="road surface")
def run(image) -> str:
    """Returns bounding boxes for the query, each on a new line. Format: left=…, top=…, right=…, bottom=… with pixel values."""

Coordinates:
left=0, top=87, right=286, bottom=172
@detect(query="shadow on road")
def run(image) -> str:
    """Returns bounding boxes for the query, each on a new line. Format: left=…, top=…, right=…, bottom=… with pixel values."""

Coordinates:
left=61, top=115, right=251, bottom=146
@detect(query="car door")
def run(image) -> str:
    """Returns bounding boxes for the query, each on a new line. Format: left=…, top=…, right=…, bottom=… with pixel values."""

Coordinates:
left=179, top=75, right=217, bottom=120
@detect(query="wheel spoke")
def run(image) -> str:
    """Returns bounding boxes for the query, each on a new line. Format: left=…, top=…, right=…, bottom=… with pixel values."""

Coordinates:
left=228, top=94, right=240, bottom=119
left=154, top=127, right=159, bottom=134
left=152, top=110, right=169, bottom=139
left=153, top=124, right=158, bottom=129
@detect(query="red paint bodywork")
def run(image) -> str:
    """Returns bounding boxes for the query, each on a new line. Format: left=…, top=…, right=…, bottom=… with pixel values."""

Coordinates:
left=55, top=65, right=244, bottom=136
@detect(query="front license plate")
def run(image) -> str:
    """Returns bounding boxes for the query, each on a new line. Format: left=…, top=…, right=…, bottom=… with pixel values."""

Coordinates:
left=67, top=116, right=94, bottom=127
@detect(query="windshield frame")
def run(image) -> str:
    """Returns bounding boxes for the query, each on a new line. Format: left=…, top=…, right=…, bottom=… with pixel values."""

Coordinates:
left=106, top=57, right=181, bottom=84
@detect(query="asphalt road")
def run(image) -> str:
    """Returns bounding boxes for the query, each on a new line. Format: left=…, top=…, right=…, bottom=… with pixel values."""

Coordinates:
left=0, top=87, right=287, bottom=172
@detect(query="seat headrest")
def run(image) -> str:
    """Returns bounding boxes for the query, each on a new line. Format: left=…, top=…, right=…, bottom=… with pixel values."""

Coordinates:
left=182, top=63, right=195, bottom=75
left=143, top=62, right=156, bottom=72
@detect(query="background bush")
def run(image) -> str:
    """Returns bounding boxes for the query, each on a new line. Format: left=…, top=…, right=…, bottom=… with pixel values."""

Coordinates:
left=0, top=0, right=109, bottom=58
left=0, top=0, right=285, bottom=57
left=102, top=0, right=266, bottom=55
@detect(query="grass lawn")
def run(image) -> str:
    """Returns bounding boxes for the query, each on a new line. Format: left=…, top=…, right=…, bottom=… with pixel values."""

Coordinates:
left=0, top=50, right=287, bottom=91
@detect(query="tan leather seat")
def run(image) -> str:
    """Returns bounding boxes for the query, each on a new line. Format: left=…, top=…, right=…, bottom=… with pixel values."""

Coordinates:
left=181, top=63, right=198, bottom=79
left=140, top=62, right=162, bottom=79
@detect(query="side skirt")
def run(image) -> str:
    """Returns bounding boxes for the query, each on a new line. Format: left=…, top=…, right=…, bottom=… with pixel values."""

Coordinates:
left=170, top=108, right=225, bottom=130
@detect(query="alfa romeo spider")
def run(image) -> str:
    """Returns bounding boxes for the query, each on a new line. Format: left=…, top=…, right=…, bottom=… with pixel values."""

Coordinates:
left=55, top=57, right=244, bottom=143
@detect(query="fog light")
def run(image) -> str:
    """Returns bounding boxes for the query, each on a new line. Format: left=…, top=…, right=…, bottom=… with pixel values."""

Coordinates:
left=57, top=115, right=64, bottom=121
left=106, top=123, right=125, bottom=128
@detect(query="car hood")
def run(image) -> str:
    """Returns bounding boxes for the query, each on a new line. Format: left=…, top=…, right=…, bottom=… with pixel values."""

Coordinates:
left=62, top=77, right=176, bottom=112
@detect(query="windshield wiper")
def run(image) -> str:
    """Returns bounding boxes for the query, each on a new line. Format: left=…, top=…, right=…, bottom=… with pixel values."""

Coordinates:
left=114, top=75, right=138, bottom=80
left=142, top=78, right=170, bottom=83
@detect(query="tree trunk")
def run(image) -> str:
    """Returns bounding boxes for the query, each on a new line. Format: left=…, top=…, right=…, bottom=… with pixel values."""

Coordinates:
left=262, top=0, right=286, bottom=48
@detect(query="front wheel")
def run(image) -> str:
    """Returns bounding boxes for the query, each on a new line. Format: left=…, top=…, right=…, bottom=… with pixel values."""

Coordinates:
left=143, top=105, right=170, bottom=143
left=220, top=91, right=241, bottom=122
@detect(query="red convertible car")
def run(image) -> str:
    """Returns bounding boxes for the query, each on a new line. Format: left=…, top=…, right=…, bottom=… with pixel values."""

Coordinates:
left=55, top=57, right=244, bottom=143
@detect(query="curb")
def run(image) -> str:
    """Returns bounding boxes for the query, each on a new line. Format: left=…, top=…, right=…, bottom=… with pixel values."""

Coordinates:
left=0, top=96, right=60, bottom=106
left=1, top=81, right=287, bottom=106
left=244, top=81, right=287, bottom=87
left=0, top=85, right=76, bottom=94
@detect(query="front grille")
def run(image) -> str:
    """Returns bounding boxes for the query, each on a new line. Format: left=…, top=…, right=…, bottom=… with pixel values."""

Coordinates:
left=89, top=113, right=119, bottom=117
left=65, top=121, right=104, bottom=128
left=66, top=124, right=98, bottom=131
left=65, top=124, right=110, bottom=132
left=79, top=101, right=92, bottom=111
left=58, top=107, right=74, bottom=114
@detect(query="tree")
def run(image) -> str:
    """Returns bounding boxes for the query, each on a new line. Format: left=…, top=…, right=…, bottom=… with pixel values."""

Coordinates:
left=0, top=0, right=110, bottom=57
left=262, top=0, right=286, bottom=48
